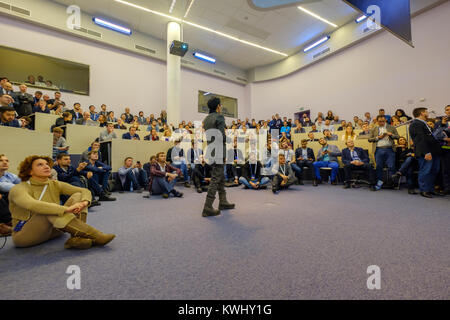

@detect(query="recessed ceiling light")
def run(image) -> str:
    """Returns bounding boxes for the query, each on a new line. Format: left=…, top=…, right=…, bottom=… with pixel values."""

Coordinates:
left=298, top=6, right=338, bottom=28
left=114, top=0, right=288, bottom=57
left=169, top=0, right=177, bottom=14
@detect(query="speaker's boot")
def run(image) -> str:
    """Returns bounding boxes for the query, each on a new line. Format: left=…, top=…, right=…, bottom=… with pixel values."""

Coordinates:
left=61, top=218, right=115, bottom=247
left=218, top=192, right=235, bottom=210
left=202, top=196, right=220, bottom=217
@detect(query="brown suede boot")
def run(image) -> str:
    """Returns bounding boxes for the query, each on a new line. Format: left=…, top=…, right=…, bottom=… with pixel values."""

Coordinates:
left=64, top=213, right=93, bottom=249
left=61, top=218, right=115, bottom=247
left=218, top=192, right=235, bottom=210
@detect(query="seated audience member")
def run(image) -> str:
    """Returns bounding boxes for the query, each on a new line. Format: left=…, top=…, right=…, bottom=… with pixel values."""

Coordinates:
left=0, top=93, right=14, bottom=109
left=98, top=115, right=107, bottom=127
left=84, top=151, right=111, bottom=195
left=147, top=152, right=183, bottom=198
left=302, top=116, right=313, bottom=127
left=98, top=104, right=108, bottom=118
left=307, top=132, right=318, bottom=142
left=70, top=103, right=83, bottom=121
left=137, top=111, right=146, bottom=125
left=353, top=116, right=359, bottom=127
left=378, top=108, right=392, bottom=124
left=99, top=123, right=118, bottom=141
left=81, top=141, right=102, bottom=163
left=337, top=120, right=347, bottom=131
left=391, top=116, right=401, bottom=127
left=293, top=122, right=305, bottom=134
left=341, top=124, right=357, bottom=141
left=323, top=129, right=338, bottom=141
left=313, top=138, right=341, bottom=186
left=342, top=139, right=374, bottom=188
left=368, top=115, right=399, bottom=191
left=193, top=155, right=212, bottom=193
left=280, top=121, right=291, bottom=139
left=122, top=126, right=140, bottom=140
left=391, top=137, right=417, bottom=194
left=187, top=140, right=204, bottom=167
left=33, top=99, right=50, bottom=114
left=88, top=105, right=99, bottom=121
left=314, top=112, right=324, bottom=123
left=325, top=111, right=335, bottom=121
left=76, top=112, right=97, bottom=126
left=364, top=112, right=372, bottom=123
left=51, top=102, right=64, bottom=116
left=47, top=92, right=65, bottom=110
left=279, top=140, right=302, bottom=183
left=315, top=117, right=324, bottom=132
left=280, top=132, right=290, bottom=145
left=54, top=154, right=114, bottom=203
left=114, top=118, right=127, bottom=130
left=437, top=105, right=450, bottom=130
left=52, top=127, right=69, bottom=159
left=322, top=119, right=334, bottom=132
left=310, top=124, right=319, bottom=133
left=19, top=116, right=32, bottom=130
left=143, top=155, right=157, bottom=178
left=358, top=123, right=371, bottom=138
left=32, top=91, right=42, bottom=108
left=107, top=111, right=117, bottom=123
left=239, top=152, right=270, bottom=190
left=295, top=139, right=316, bottom=185
left=0, top=105, right=21, bottom=127
left=123, top=107, right=134, bottom=124
left=272, top=154, right=297, bottom=194
left=0, top=154, right=20, bottom=236
left=14, top=84, right=33, bottom=116
left=225, top=138, right=245, bottom=184
left=166, top=139, right=190, bottom=187
left=144, top=128, right=160, bottom=141
left=332, top=115, right=341, bottom=125
left=117, top=157, right=147, bottom=193
left=394, top=109, right=412, bottom=121
left=8, top=155, right=115, bottom=249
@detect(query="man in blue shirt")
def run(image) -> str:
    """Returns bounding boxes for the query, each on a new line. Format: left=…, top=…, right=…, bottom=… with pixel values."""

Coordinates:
left=0, top=154, right=21, bottom=236
left=84, top=151, right=112, bottom=194
left=117, top=157, right=147, bottom=193
left=341, top=139, right=375, bottom=188
left=122, top=126, right=140, bottom=140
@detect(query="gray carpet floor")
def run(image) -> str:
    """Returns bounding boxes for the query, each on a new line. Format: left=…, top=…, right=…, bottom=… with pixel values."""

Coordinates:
left=0, top=184, right=449, bottom=300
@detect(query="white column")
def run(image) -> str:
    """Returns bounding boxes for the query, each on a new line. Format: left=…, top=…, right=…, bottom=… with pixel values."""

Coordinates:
left=166, top=21, right=181, bottom=127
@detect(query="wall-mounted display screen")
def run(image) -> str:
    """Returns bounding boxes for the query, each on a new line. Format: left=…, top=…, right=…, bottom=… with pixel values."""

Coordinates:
left=198, top=90, right=238, bottom=118
left=0, top=45, right=90, bottom=95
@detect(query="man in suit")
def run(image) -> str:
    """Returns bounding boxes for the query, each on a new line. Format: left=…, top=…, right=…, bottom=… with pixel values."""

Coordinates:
left=0, top=77, right=8, bottom=95
left=409, top=107, right=443, bottom=198
left=313, top=138, right=341, bottom=186
left=225, top=138, right=245, bottom=184
left=123, top=107, right=134, bottom=124
left=341, top=139, right=375, bottom=188
left=1, top=82, right=17, bottom=109
left=122, top=126, right=140, bottom=140
left=15, top=84, right=34, bottom=117
left=368, top=115, right=400, bottom=191
left=295, top=139, right=316, bottom=185
left=239, top=152, right=270, bottom=190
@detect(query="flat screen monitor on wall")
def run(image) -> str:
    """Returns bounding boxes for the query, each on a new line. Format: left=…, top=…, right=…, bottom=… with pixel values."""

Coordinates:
left=198, top=90, right=238, bottom=118
left=0, top=45, right=90, bottom=95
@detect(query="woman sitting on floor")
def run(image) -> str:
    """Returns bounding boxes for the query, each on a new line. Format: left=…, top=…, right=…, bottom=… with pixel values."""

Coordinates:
left=8, top=155, right=115, bottom=250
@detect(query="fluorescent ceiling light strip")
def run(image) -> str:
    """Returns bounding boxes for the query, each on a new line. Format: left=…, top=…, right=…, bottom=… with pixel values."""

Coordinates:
left=355, top=15, right=367, bottom=23
left=184, top=0, right=196, bottom=18
left=169, top=0, right=177, bottom=14
left=303, top=35, right=330, bottom=52
left=298, top=6, right=338, bottom=28
left=114, top=0, right=287, bottom=57
left=93, top=17, right=132, bottom=34
left=194, top=52, right=216, bottom=63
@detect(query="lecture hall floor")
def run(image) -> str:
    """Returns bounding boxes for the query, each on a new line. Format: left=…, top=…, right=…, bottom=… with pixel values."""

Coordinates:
left=1, top=184, right=448, bottom=300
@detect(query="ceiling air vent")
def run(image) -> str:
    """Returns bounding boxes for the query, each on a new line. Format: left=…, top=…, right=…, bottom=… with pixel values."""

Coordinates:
left=214, top=70, right=226, bottom=76
left=135, top=44, right=156, bottom=55
left=0, top=2, right=11, bottom=10
left=11, top=5, right=30, bottom=16
left=181, top=59, right=195, bottom=66
left=313, top=47, right=330, bottom=59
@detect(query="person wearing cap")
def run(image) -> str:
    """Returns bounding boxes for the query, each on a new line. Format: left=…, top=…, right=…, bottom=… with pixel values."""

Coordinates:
left=201, top=97, right=235, bottom=217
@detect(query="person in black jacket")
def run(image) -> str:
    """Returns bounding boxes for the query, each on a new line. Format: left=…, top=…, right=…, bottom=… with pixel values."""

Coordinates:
left=52, top=111, right=73, bottom=137
left=225, top=138, right=244, bottom=184
left=341, top=139, right=374, bottom=188
left=391, top=137, right=417, bottom=194
left=294, top=139, right=316, bottom=185
left=238, top=152, right=270, bottom=190
left=193, top=155, right=212, bottom=193
left=409, top=107, right=442, bottom=198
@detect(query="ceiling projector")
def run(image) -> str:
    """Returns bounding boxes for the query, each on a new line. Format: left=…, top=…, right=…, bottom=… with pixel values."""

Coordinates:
left=170, top=40, right=189, bottom=57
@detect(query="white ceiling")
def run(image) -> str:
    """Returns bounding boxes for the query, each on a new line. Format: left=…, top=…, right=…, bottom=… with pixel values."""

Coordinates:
left=48, top=0, right=435, bottom=70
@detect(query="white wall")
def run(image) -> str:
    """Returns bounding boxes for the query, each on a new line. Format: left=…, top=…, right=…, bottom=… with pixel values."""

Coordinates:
left=0, top=15, right=249, bottom=124
left=249, top=1, right=450, bottom=121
